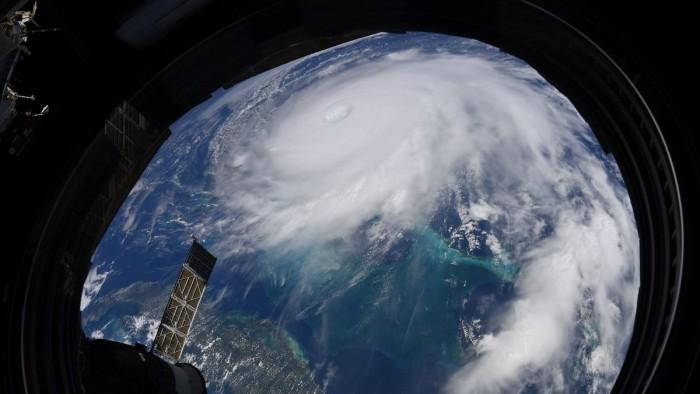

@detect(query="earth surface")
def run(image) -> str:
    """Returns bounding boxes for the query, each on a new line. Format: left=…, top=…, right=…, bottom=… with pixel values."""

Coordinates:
left=81, top=32, right=639, bottom=393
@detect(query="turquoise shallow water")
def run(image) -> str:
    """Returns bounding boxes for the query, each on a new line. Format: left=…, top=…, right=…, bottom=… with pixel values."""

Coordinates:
left=251, top=225, right=518, bottom=369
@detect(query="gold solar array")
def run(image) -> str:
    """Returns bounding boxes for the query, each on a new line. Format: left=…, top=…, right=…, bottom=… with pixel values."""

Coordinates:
left=152, top=240, right=216, bottom=361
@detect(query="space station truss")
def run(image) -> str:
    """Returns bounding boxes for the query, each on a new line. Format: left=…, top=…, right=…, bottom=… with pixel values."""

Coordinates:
left=152, top=240, right=217, bottom=361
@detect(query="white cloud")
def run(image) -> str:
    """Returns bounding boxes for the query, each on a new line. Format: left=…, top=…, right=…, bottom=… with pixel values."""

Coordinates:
left=81, top=261, right=113, bottom=311
left=89, top=320, right=113, bottom=339
left=126, top=314, right=161, bottom=344
left=447, top=206, right=637, bottom=393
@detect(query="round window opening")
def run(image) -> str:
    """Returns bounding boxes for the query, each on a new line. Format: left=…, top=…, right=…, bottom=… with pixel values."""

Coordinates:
left=81, top=32, right=639, bottom=393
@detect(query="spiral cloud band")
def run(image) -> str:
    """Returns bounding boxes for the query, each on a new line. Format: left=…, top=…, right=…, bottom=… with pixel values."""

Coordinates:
left=191, top=35, right=639, bottom=392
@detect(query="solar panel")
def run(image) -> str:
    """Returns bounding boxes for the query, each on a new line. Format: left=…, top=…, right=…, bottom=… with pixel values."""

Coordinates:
left=151, top=239, right=217, bottom=361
